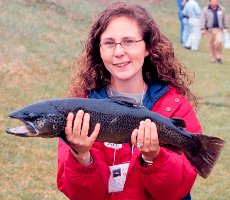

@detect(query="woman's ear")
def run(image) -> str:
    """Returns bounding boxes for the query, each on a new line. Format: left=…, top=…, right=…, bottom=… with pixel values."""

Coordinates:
left=145, top=50, right=149, bottom=57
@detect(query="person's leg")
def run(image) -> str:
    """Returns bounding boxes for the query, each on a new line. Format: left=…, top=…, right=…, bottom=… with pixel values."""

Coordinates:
left=190, top=18, right=201, bottom=51
left=214, top=29, right=223, bottom=62
left=185, top=19, right=193, bottom=49
left=209, top=30, right=216, bottom=62
left=178, top=12, right=184, bottom=44
left=182, top=18, right=190, bottom=46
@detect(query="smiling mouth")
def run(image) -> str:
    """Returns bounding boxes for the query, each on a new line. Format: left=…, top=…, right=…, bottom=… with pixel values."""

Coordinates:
left=113, top=61, right=130, bottom=67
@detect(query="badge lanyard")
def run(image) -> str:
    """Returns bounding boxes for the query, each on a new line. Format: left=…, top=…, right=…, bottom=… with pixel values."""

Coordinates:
left=108, top=144, right=135, bottom=193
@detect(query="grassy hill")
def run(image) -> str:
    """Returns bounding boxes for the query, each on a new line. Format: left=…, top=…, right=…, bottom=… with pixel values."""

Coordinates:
left=0, top=0, right=230, bottom=199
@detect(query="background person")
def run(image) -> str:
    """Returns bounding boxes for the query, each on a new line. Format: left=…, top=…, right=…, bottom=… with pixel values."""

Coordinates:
left=57, top=2, right=201, bottom=200
left=182, top=0, right=201, bottom=51
left=177, top=0, right=189, bottom=44
left=200, top=0, right=228, bottom=63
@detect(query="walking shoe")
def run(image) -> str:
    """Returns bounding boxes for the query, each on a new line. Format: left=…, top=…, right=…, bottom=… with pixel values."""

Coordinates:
left=184, top=46, right=191, bottom=50
left=216, top=58, right=222, bottom=63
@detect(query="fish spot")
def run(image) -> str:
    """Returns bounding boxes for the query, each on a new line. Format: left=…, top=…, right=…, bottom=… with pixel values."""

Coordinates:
left=54, top=118, right=59, bottom=122
left=35, top=118, right=46, bottom=128
left=52, top=116, right=66, bottom=133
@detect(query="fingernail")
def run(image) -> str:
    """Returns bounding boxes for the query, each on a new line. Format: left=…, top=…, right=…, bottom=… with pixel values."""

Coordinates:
left=78, top=110, right=84, bottom=114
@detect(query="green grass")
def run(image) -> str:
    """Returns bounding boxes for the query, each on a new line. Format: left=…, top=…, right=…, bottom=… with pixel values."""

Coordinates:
left=0, top=0, right=230, bottom=199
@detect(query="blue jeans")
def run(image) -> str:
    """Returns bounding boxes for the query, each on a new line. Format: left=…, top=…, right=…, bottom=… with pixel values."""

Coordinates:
left=178, top=11, right=184, bottom=44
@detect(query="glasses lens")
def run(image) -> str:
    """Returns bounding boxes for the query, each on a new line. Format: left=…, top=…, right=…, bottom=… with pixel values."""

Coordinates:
left=121, top=39, right=136, bottom=48
left=101, top=41, right=115, bottom=50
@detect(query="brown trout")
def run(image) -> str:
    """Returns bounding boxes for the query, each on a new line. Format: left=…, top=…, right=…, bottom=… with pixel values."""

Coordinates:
left=6, top=97, right=224, bottom=178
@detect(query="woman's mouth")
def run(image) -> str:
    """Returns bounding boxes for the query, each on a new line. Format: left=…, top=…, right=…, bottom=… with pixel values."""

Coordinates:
left=113, top=61, right=131, bottom=67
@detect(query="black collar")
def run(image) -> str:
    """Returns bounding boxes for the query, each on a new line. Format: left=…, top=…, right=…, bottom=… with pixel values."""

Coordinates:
left=208, top=4, right=220, bottom=11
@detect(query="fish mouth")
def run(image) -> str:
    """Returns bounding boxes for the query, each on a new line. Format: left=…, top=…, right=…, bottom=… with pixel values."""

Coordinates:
left=6, top=119, right=40, bottom=137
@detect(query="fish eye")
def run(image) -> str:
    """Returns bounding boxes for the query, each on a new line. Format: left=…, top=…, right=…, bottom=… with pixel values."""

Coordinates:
left=28, top=113, right=36, bottom=118
left=24, top=112, right=38, bottom=120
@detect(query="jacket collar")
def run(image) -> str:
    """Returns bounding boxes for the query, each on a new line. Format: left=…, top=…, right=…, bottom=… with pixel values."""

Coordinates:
left=88, top=82, right=169, bottom=110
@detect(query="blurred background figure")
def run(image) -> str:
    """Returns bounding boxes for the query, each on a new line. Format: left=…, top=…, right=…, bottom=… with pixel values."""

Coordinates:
left=177, top=0, right=190, bottom=46
left=201, top=0, right=228, bottom=63
left=182, top=0, right=201, bottom=51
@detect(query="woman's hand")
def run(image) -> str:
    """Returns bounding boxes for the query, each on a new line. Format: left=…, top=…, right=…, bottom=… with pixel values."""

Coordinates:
left=65, top=110, right=100, bottom=165
left=131, top=119, right=160, bottom=162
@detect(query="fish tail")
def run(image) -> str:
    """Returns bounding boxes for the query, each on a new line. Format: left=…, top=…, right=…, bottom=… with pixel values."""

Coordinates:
left=184, top=134, right=224, bottom=179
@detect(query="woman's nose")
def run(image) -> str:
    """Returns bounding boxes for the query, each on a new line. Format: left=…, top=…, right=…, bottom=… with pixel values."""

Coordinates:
left=113, top=43, right=125, bottom=57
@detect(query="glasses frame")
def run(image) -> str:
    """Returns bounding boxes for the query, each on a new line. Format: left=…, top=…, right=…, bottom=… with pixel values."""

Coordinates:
left=99, top=39, right=144, bottom=50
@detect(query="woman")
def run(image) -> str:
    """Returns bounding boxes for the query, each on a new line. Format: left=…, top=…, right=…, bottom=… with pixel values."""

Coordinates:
left=57, top=2, right=201, bottom=200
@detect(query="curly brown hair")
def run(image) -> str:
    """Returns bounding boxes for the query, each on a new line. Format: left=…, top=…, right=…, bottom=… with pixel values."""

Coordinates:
left=68, top=2, right=197, bottom=107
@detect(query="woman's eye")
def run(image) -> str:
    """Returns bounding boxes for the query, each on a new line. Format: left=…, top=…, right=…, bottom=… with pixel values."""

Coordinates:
left=104, top=41, right=115, bottom=46
left=123, top=40, right=135, bottom=45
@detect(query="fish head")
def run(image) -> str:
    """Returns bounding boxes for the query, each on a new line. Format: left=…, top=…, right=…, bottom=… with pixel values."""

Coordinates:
left=6, top=101, right=67, bottom=138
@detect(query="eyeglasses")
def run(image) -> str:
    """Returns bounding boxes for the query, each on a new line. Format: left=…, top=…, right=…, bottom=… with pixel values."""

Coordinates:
left=100, top=39, right=143, bottom=51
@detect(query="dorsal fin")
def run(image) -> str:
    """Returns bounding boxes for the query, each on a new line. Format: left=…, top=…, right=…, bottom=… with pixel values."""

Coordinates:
left=171, top=118, right=186, bottom=128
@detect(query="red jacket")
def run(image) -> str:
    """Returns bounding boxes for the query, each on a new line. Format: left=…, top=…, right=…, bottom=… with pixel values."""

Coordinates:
left=57, top=86, right=202, bottom=200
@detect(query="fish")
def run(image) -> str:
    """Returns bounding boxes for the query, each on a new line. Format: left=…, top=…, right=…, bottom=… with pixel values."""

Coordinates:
left=6, top=97, right=224, bottom=178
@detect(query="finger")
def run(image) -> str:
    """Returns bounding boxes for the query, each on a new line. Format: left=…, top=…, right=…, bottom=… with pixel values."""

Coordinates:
left=131, top=129, right=138, bottom=145
left=89, top=123, right=100, bottom=142
left=149, top=122, right=160, bottom=158
left=137, top=121, right=145, bottom=146
left=65, top=113, right=74, bottom=136
left=144, top=119, right=151, bottom=147
left=81, top=113, right=90, bottom=136
left=73, top=110, right=84, bottom=136
left=150, top=122, right=158, bottom=145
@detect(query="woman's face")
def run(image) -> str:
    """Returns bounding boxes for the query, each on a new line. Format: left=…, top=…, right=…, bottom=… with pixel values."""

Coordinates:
left=99, top=16, right=149, bottom=86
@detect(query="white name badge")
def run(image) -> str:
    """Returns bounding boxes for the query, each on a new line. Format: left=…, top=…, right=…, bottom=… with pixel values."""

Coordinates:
left=104, top=142, right=122, bottom=149
left=108, top=163, right=129, bottom=193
